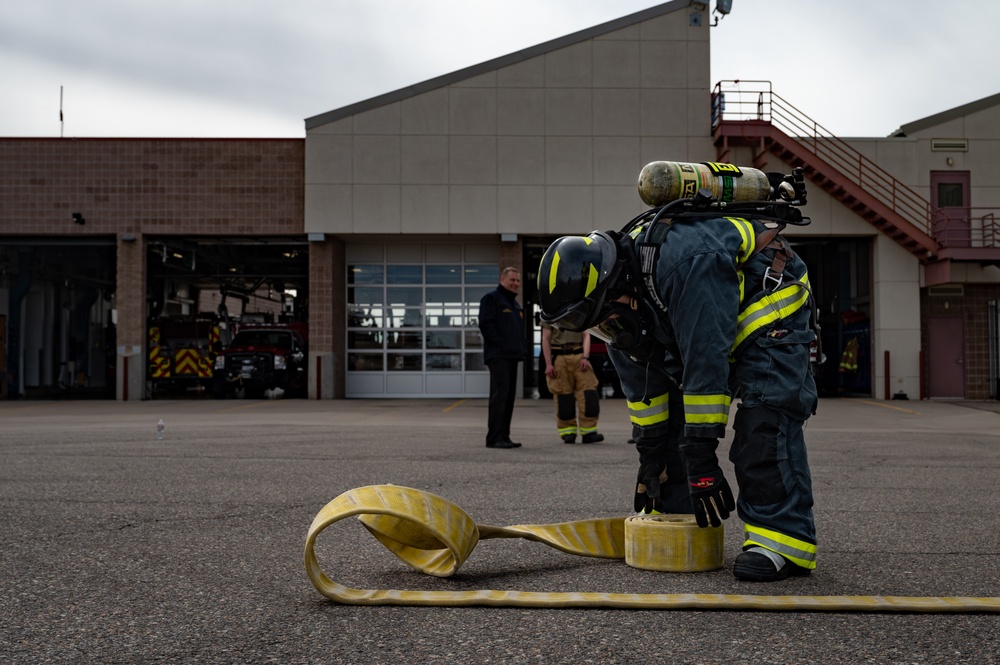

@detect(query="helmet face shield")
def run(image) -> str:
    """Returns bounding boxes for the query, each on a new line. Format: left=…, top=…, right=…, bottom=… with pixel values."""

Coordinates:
left=544, top=297, right=602, bottom=332
left=590, top=302, right=642, bottom=347
left=590, top=316, right=625, bottom=345
left=592, top=299, right=661, bottom=363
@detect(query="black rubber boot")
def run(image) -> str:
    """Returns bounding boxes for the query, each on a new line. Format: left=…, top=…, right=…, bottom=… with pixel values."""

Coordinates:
left=733, top=547, right=810, bottom=582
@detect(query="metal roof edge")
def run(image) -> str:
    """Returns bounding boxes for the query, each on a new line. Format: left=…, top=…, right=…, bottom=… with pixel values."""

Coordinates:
left=304, top=0, right=689, bottom=130
left=890, top=91, right=1000, bottom=137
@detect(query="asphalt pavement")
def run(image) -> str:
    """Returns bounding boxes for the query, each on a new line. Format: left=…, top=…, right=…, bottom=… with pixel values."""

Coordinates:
left=2, top=395, right=999, bottom=664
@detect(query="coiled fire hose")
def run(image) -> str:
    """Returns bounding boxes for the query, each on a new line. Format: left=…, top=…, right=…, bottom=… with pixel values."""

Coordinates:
left=304, top=485, right=1000, bottom=612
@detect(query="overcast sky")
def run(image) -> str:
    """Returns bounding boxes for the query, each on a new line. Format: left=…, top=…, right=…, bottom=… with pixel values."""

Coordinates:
left=2, top=1, right=997, bottom=140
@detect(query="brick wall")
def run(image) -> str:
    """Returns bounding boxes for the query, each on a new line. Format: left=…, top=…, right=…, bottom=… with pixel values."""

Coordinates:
left=0, top=138, right=303, bottom=235
left=1, top=138, right=304, bottom=399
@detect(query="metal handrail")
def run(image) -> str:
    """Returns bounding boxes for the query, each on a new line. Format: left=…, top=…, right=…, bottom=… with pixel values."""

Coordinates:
left=933, top=209, right=1000, bottom=249
left=712, top=81, right=935, bottom=238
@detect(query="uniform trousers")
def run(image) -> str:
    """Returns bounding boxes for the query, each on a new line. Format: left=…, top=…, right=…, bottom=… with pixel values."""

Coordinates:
left=486, top=358, right=520, bottom=444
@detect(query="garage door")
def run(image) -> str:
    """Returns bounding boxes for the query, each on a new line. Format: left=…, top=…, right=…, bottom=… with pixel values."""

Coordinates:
left=345, top=241, right=499, bottom=397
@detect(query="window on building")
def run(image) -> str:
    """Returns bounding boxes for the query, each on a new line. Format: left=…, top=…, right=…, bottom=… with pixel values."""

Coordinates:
left=937, top=183, right=963, bottom=208
left=346, top=254, right=498, bottom=378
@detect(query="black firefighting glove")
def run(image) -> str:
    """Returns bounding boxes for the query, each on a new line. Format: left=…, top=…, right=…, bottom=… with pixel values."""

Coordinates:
left=679, top=437, right=735, bottom=528
left=634, top=432, right=671, bottom=514
left=634, top=462, right=669, bottom=514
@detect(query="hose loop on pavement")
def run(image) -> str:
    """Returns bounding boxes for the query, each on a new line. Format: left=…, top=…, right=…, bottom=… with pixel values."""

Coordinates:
left=304, top=485, right=1000, bottom=612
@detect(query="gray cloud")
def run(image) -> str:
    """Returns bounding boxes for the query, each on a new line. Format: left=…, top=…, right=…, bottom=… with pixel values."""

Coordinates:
left=2, top=0, right=998, bottom=138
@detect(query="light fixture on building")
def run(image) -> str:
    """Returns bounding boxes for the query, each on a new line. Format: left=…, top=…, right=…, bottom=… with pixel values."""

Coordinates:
left=72, top=212, right=86, bottom=225
left=501, top=233, right=518, bottom=242
left=709, top=0, right=733, bottom=25
left=121, top=233, right=137, bottom=243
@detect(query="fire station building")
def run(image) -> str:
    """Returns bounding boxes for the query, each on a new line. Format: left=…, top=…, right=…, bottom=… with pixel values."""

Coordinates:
left=2, top=0, right=999, bottom=401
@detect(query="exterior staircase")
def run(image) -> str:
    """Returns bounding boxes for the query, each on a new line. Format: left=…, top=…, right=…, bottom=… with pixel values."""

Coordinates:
left=710, top=81, right=1000, bottom=267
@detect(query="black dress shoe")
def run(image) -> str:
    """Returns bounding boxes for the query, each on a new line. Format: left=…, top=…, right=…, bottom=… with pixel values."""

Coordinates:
left=485, top=440, right=516, bottom=449
left=503, top=439, right=523, bottom=448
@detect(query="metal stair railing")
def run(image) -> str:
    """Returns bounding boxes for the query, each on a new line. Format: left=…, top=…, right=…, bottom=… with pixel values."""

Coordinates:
left=712, top=80, right=935, bottom=239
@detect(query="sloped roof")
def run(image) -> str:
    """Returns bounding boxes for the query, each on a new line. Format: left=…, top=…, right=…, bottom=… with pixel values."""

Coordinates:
left=890, top=90, right=1000, bottom=136
left=305, top=0, right=687, bottom=130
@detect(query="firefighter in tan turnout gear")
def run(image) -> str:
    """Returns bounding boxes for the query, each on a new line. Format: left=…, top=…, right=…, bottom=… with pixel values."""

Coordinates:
left=541, top=323, right=604, bottom=444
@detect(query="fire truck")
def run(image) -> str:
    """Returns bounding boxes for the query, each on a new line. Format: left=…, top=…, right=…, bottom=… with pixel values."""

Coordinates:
left=211, top=321, right=308, bottom=399
left=147, top=316, right=221, bottom=395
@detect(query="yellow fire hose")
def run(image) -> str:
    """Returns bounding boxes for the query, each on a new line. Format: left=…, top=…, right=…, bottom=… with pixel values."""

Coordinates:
left=304, top=484, right=1000, bottom=612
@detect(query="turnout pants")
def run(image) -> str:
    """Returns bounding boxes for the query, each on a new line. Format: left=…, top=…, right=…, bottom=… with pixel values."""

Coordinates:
left=545, top=353, right=600, bottom=438
left=729, top=327, right=819, bottom=570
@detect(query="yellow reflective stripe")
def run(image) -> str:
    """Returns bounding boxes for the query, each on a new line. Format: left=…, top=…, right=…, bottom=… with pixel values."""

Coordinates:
left=682, top=393, right=731, bottom=425
left=743, top=524, right=817, bottom=569
left=726, top=217, right=755, bottom=264
left=732, top=275, right=810, bottom=351
left=626, top=393, right=670, bottom=426
left=558, top=426, right=578, bottom=437
left=548, top=251, right=561, bottom=294
left=585, top=264, right=599, bottom=297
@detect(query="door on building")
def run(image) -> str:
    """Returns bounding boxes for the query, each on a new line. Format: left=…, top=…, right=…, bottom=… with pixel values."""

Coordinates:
left=522, top=237, right=623, bottom=401
left=793, top=237, right=873, bottom=397
left=927, top=315, right=966, bottom=398
left=0, top=239, right=117, bottom=399
left=522, top=240, right=549, bottom=399
left=146, top=237, right=310, bottom=399
left=930, top=171, right=971, bottom=249
left=343, top=241, right=499, bottom=398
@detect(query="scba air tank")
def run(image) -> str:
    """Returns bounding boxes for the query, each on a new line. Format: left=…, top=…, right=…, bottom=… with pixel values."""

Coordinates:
left=637, top=161, right=771, bottom=207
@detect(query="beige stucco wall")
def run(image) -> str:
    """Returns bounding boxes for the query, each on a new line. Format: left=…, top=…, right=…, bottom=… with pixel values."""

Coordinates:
left=850, top=99, right=1000, bottom=277
left=871, top=235, right=922, bottom=399
left=845, top=108, right=1000, bottom=396
left=302, top=1, right=999, bottom=400
left=842, top=102, right=1000, bottom=397
left=305, top=6, right=714, bottom=238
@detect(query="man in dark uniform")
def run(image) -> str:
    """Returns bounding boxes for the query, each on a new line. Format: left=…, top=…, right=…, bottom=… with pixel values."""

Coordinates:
left=478, top=267, right=529, bottom=449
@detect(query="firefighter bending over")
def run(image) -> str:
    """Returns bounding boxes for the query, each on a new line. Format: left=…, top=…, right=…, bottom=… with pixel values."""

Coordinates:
left=537, top=163, right=820, bottom=582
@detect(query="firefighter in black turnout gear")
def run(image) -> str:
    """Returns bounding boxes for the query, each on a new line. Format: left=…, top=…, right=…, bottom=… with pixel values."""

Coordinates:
left=537, top=162, right=820, bottom=582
